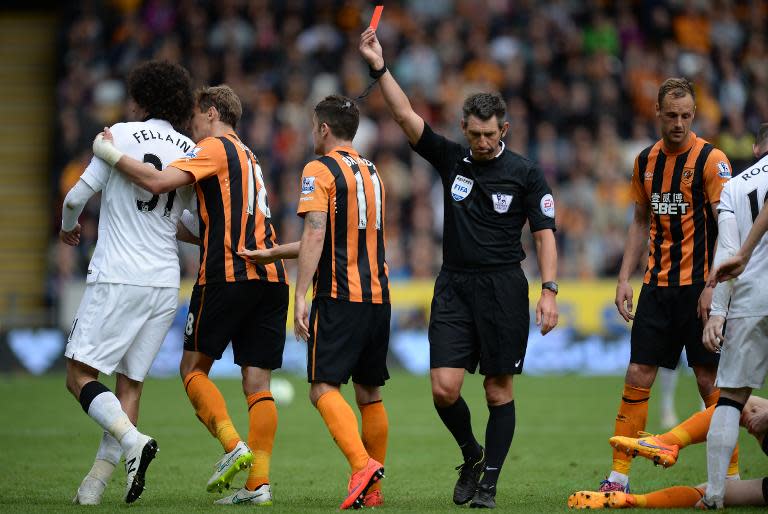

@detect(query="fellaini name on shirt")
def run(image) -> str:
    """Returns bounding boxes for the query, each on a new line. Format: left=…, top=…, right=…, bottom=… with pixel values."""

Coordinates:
left=131, top=129, right=192, bottom=153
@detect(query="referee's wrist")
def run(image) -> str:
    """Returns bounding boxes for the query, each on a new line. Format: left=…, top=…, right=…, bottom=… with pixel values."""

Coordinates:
left=369, top=61, right=387, bottom=79
left=541, top=281, right=558, bottom=295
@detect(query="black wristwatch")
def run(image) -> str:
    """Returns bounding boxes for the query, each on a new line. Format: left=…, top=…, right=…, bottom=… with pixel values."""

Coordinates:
left=542, top=281, right=558, bottom=295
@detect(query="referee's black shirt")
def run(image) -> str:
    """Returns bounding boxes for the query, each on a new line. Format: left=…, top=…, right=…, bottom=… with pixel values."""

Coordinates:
left=412, top=123, right=556, bottom=270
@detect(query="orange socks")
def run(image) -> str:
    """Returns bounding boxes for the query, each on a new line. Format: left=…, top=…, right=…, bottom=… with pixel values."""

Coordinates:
left=316, top=390, right=369, bottom=472
left=630, top=485, right=704, bottom=507
left=658, top=405, right=714, bottom=447
left=360, top=400, right=388, bottom=492
left=245, top=391, right=277, bottom=491
left=183, top=371, right=241, bottom=452
left=702, top=389, right=720, bottom=408
left=612, top=384, right=650, bottom=475
left=655, top=388, right=739, bottom=477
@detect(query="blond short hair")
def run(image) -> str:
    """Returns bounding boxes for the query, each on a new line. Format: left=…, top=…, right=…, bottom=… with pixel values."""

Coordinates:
left=196, top=85, right=243, bottom=129
left=657, top=78, right=695, bottom=107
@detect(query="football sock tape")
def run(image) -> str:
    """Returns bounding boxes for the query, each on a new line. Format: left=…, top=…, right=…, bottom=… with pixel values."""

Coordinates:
left=762, top=477, right=768, bottom=504
left=79, top=380, right=111, bottom=413
left=716, top=397, right=745, bottom=411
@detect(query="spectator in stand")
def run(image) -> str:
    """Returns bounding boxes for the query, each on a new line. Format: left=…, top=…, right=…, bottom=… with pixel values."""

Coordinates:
left=50, top=1, right=768, bottom=293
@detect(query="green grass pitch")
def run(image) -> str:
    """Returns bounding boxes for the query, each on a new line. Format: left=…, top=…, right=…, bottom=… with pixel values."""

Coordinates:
left=1, top=373, right=766, bottom=512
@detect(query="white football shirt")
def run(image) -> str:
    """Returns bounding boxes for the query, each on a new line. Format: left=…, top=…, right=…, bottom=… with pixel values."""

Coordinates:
left=80, top=118, right=196, bottom=288
left=715, top=153, right=768, bottom=318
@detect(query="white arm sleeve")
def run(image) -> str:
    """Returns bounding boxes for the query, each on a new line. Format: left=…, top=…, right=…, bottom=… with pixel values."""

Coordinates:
left=710, top=211, right=739, bottom=317
left=80, top=154, right=111, bottom=192
left=61, top=179, right=97, bottom=231
left=180, top=209, right=199, bottom=237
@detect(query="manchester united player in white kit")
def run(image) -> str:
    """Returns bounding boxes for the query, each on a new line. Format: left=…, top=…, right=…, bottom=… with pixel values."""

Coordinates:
left=59, top=61, right=197, bottom=505
left=699, top=124, right=768, bottom=508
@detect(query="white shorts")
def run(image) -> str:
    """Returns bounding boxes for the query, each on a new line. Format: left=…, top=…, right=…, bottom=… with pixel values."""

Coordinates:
left=716, top=316, right=768, bottom=389
left=65, top=283, right=178, bottom=381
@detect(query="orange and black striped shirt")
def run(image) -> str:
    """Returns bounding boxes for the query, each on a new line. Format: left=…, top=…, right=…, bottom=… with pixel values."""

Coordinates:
left=630, top=132, right=731, bottom=287
left=297, top=146, right=389, bottom=303
left=170, top=133, right=286, bottom=286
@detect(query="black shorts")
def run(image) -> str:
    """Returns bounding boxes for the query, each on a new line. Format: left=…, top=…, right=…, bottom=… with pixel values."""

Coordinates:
left=183, top=280, right=288, bottom=369
left=428, top=266, right=529, bottom=375
left=630, top=282, right=719, bottom=369
left=307, top=297, right=390, bottom=386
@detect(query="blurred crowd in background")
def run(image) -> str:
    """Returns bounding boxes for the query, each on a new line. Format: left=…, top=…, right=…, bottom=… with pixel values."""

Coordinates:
left=50, top=0, right=768, bottom=308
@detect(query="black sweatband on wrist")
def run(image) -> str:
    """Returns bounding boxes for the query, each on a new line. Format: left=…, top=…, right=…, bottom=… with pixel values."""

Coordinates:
left=369, top=63, right=387, bottom=79
left=357, top=64, right=387, bottom=100
left=716, top=396, right=745, bottom=411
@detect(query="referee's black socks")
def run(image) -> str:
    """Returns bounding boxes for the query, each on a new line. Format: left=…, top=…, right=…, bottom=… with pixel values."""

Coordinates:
left=435, top=396, right=482, bottom=461
left=480, top=400, right=516, bottom=488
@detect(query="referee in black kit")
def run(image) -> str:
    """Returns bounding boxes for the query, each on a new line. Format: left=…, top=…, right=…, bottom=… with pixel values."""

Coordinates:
left=360, top=29, right=559, bottom=509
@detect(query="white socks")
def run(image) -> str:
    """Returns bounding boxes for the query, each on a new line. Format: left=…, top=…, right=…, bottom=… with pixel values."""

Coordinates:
left=607, top=471, right=629, bottom=487
left=705, top=404, right=741, bottom=503
left=658, top=367, right=678, bottom=427
left=82, top=431, right=122, bottom=486
left=87, top=391, right=139, bottom=452
left=95, top=431, right=122, bottom=465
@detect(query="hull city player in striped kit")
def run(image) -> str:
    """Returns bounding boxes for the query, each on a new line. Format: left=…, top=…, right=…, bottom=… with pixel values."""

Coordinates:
left=244, top=95, right=391, bottom=509
left=246, top=95, right=391, bottom=509
left=295, top=96, right=389, bottom=510
left=93, top=85, right=286, bottom=506
left=604, top=78, right=737, bottom=493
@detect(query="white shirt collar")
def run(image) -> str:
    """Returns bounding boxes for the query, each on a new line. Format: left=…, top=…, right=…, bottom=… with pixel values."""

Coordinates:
left=469, top=141, right=505, bottom=160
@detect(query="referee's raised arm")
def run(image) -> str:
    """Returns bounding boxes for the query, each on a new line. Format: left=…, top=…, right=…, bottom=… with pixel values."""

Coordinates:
left=359, top=28, right=424, bottom=146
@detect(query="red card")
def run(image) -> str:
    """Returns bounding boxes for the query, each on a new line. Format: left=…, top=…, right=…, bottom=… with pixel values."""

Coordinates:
left=369, top=5, right=383, bottom=30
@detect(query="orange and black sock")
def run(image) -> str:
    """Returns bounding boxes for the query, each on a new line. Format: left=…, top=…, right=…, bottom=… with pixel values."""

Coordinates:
left=360, top=400, right=388, bottom=493
left=657, top=405, right=714, bottom=447
left=316, top=390, right=369, bottom=472
left=245, top=391, right=276, bottom=491
left=183, top=371, right=241, bottom=452
left=630, top=485, right=704, bottom=507
left=611, top=384, right=650, bottom=475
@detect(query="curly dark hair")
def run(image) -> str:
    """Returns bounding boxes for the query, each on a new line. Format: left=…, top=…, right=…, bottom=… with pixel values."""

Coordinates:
left=127, top=61, right=194, bottom=131
left=462, top=92, right=506, bottom=127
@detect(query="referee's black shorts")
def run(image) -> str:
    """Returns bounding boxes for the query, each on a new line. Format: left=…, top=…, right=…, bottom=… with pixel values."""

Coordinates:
left=307, top=297, right=391, bottom=387
left=630, top=282, right=719, bottom=369
left=183, top=279, right=288, bottom=369
left=428, top=266, right=529, bottom=376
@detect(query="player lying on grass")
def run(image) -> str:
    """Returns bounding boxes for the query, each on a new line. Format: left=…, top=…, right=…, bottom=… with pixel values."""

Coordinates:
left=568, top=479, right=767, bottom=509
left=567, top=395, right=768, bottom=509
left=609, top=395, right=767, bottom=470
